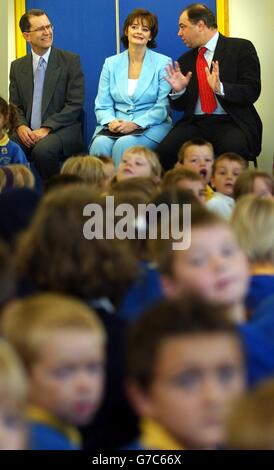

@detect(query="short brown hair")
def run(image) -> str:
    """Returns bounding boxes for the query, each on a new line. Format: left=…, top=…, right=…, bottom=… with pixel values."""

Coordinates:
left=19, top=9, right=47, bottom=33
left=162, top=167, right=204, bottom=190
left=127, top=297, right=242, bottom=391
left=109, top=176, right=159, bottom=200
left=212, top=152, right=248, bottom=176
left=178, top=138, right=214, bottom=164
left=121, top=9, right=158, bottom=49
left=234, top=170, right=274, bottom=200
left=15, top=186, right=137, bottom=305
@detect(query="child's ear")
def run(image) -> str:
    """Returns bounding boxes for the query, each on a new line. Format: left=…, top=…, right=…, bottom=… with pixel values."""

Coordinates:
left=126, top=380, right=156, bottom=418
left=160, top=274, right=180, bottom=299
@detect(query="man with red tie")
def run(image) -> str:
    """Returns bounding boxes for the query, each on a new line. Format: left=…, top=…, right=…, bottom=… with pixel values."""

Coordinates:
left=157, top=3, right=262, bottom=170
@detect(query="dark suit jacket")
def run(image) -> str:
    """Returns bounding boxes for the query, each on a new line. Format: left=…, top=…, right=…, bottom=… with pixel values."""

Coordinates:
left=171, top=34, right=262, bottom=157
left=9, top=47, right=84, bottom=156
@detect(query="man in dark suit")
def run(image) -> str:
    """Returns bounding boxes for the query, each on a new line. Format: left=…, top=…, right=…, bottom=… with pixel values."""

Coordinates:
left=157, top=3, right=262, bottom=171
left=9, top=9, right=84, bottom=178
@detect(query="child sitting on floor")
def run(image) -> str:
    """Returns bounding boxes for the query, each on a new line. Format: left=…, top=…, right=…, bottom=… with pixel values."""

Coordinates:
left=1, top=293, right=106, bottom=450
left=0, top=96, right=29, bottom=167
left=126, top=298, right=246, bottom=449
left=206, top=152, right=247, bottom=219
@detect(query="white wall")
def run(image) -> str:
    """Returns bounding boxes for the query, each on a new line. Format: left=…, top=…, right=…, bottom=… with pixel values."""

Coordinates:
left=0, top=0, right=15, bottom=99
left=229, top=0, right=274, bottom=172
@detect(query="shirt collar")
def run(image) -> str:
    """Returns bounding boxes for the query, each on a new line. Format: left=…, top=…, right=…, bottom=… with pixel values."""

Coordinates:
left=27, top=405, right=82, bottom=447
left=0, top=133, right=9, bottom=146
left=204, top=31, right=219, bottom=53
left=139, top=418, right=184, bottom=450
left=32, top=47, right=51, bottom=68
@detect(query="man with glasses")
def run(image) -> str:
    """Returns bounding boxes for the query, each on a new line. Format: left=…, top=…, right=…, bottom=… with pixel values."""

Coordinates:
left=9, top=9, right=84, bottom=179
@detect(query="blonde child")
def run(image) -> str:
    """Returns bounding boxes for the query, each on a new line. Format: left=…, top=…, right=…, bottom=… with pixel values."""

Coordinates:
left=61, top=155, right=107, bottom=190
left=0, top=339, right=28, bottom=450
left=0, top=97, right=29, bottom=167
left=0, top=165, right=35, bottom=192
left=116, top=146, right=162, bottom=184
left=1, top=293, right=106, bottom=450
left=231, top=194, right=274, bottom=313
left=206, top=152, right=247, bottom=219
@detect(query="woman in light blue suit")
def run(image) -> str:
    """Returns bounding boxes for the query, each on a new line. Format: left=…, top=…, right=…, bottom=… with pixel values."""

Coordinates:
left=89, top=8, right=172, bottom=167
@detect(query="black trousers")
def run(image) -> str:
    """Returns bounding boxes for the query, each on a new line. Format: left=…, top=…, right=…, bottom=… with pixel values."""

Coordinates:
left=11, top=132, right=63, bottom=179
left=156, top=114, right=250, bottom=171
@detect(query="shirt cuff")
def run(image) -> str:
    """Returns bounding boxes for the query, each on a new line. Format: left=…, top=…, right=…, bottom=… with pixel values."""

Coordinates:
left=169, top=88, right=186, bottom=100
left=215, top=82, right=225, bottom=96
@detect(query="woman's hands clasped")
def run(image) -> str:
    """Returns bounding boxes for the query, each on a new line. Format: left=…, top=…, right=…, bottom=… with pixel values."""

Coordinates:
left=108, top=119, right=140, bottom=134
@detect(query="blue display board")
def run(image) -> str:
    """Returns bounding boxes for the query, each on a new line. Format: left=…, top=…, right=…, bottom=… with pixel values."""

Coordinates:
left=25, top=0, right=216, bottom=149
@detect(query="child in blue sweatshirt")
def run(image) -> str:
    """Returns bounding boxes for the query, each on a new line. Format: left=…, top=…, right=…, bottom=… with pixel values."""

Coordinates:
left=0, top=97, right=29, bottom=167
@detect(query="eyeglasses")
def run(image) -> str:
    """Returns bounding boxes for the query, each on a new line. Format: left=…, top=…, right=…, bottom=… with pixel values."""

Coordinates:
left=27, top=24, right=54, bottom=33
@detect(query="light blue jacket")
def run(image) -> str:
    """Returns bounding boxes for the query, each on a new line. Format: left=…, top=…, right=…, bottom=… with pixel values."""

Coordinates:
left=92, top=48, right=173, bottom=143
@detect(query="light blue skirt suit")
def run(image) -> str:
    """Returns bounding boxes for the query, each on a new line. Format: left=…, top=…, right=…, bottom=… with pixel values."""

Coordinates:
left=89, top=48, right=172, bottom=167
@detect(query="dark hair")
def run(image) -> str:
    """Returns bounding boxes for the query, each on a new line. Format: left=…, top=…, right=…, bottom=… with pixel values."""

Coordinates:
left=178, top=137, right=214, bottom=163
left=0, top=97, right=19, bottom=133
left=121, top=8, right=158, bottom=49
left=19, top=9, right=47, bottom=33
left=15, top=186, right=137, bottom=306
left=183, top=3, right=217, bottom=29
left=162, top=167, right=204, bottom=190
left=127, top=297, right=242, bottom=390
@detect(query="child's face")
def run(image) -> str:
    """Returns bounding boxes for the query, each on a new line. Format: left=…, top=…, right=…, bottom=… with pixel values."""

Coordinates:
left=29, top=330, right=105, bottom=426
left=143, top=334, right=245, bottom=449
left=0, top=404, right=26, bottom=450
left=181, top=146, right=214, bottom=183
left=117, top=154, right=152, bottom=181
left=212, top=160, right=244, bottom=196
left=162, top=224, right=249, bottom=307
left=176, top=179, right=206, bottom=205
left=253, top=177, right=273, bottom=198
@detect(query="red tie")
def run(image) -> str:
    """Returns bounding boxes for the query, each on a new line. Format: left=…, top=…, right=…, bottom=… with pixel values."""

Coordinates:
left=196, top=47, right=217, bottom=114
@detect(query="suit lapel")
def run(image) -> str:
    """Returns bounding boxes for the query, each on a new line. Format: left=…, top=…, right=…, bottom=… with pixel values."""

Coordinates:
left=42, top=48, right=61, bottom=116
left=212, top=33, right=226, bottom=66
left=133, top=49, right=156, bottom=101
left=20, top=54, right=34, bottom=123
left=115, top=51, right=132, bottom=105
